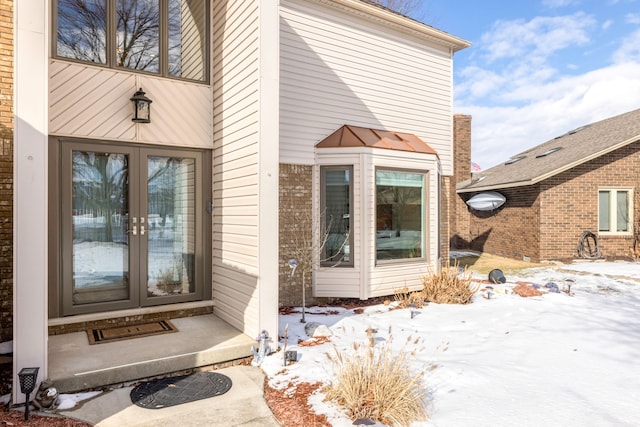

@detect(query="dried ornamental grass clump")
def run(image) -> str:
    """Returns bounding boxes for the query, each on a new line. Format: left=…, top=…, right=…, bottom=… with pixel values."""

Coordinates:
left=324, top=328, right=428, bottom=426
left=421, top=264, right=479, bottom=304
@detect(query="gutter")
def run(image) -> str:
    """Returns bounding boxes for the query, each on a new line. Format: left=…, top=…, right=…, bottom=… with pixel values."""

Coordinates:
left=319, top=0, right=471, bottom=52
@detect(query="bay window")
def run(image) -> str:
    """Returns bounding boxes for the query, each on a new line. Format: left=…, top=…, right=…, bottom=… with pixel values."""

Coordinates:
left=376, top=170, right=425, bottom=261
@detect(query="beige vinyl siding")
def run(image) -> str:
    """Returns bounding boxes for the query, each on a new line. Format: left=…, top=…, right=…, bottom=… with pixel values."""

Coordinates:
left=49, top=60, right=212, bottom=147
left=212, top=0, right=268, bottom=336
left=280, top=0, right=454, bottom=174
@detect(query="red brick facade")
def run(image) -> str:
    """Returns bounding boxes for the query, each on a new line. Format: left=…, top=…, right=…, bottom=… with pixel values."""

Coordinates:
left=278, top=163, right=314, bottom=307
left=452, top=120, right=640, bottom=262
left=450, top=115, right=471, bottom=249
left=0, top=0, right=12, bottom=342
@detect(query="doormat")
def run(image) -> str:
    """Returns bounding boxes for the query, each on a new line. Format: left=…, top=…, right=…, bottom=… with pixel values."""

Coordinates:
left=130, top=372, right=232, bottom=409
left=87, top=320, right=178, bottom=345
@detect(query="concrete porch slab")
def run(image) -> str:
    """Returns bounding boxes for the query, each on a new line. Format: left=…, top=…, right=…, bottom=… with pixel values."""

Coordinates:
left=48, top=314, right=255, bottom=392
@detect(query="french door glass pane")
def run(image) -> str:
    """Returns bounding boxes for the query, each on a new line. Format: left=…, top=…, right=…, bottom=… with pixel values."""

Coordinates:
left=147, top=156, right=196, bottom=297
left=71, top=151, right=130, bottom=304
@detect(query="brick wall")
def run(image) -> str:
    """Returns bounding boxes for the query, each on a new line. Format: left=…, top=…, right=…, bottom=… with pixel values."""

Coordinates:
left=439, top=175, right=450, bottom=264
left=278, top=163, right=315, bottom=307
left=539, top=140, right=640, bottom=261
left=450, top=114, right=471, bottom=249
left=0, top=0, right=13, bottom=342
left=464, top=141, right=640, bottom=262
left=466, top=186, right=542, bottom=261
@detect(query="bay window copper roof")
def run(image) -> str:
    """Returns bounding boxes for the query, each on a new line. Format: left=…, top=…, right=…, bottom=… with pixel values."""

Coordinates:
left=316, top=125, right=438, bottom=155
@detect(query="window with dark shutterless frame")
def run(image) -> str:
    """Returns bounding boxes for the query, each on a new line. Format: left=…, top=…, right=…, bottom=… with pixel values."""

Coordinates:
left=54, top=0, right=208, bottom=82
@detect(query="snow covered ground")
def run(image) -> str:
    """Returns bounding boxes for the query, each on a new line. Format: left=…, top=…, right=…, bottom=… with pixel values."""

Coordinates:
left=261, top=260, right=640, bottom=427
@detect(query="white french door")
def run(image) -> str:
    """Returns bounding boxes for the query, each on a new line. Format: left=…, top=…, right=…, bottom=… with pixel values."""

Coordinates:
left=60, top=141, right=205, bottom=315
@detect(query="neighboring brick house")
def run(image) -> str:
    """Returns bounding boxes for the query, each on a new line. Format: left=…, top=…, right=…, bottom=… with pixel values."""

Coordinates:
left=453, top=108, right=640, bottom=263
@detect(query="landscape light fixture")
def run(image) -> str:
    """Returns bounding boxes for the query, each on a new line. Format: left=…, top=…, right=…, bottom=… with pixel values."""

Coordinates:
left=130, top=88, right=152, bottom=123
left=18, top=367, right=39, bottom=420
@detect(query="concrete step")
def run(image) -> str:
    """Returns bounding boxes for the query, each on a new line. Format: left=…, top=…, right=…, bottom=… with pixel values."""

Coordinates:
left=48, top=315, right=255, bottom=392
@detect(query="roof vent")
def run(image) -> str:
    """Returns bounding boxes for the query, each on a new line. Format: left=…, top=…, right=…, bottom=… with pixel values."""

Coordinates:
left=505, top=156, right=525, bottom=165
left=536, top=147, right=562, bottom=158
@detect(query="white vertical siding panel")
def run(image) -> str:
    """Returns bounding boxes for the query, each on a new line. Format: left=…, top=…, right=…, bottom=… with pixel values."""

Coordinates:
left=211, top=0, right=261, bottom=335
left=280, top=0, right=454, bottom=174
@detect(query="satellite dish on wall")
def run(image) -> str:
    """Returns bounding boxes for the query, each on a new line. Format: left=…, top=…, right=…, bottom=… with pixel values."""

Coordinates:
left=466, top=192, right=506, bottom=211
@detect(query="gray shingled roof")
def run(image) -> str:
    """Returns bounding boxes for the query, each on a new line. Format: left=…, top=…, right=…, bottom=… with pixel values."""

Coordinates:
left=457, top=108, right=640, bottom=193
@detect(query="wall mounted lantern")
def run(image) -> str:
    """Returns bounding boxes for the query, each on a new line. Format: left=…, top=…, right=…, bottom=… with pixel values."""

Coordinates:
left=18, top=367, right=39, bottom=420
left=130, top=88, right=152, bottom=123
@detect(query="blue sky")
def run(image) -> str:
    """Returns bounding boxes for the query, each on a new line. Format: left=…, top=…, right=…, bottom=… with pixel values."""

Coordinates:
left=418, top=0, right=640, bottom=169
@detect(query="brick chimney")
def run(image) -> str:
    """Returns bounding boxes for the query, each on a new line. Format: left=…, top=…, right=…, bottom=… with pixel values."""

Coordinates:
left=450, top=114, right=472, bottom=249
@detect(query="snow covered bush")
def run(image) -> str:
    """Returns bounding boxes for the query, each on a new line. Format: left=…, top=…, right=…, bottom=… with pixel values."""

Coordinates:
left=324, top=329, right=427, bottom=426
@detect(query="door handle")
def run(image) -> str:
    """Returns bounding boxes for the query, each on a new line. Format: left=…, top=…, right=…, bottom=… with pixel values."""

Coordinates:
left=128, top=217, right=137, bottom=235
left=140, top=217, right=145, bottom=235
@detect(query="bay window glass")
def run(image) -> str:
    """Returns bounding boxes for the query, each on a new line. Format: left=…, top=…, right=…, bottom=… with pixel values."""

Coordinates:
left=376, top=170, right=424, bottom=261
left=55, top=0, right=208, bottom=82
left=599, top=189, right=632, bottom=233
left=320, top=167, right=352, bottom=267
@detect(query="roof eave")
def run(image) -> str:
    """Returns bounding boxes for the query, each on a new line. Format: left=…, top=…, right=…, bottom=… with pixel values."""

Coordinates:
left=322, top=0, right=471, bottom=51
left=457, top=134, right=640, bottom=194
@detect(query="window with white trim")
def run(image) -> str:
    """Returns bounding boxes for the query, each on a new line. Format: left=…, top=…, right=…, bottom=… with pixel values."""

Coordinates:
left=598, top=189, right=632, bottom=234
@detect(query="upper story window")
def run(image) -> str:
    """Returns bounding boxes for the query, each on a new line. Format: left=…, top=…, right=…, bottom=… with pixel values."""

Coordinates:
left=55, top=0, right=208, bottom=82
left=598, top=189, right=633, bottom=234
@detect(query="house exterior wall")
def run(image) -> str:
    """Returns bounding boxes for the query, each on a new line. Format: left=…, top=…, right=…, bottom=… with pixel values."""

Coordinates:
left=212, top=0, right=279, bottom=338
left=0, top=0, right=13, bottom=342
left=461, top=141, right=640, bottom=262
left=49, top=61, right=213, bottom=148
left=464, top=186, right=542, bottom=262
left=538, top=140, right=640, bottom=261
left=279, top=0, right=455, bottom=174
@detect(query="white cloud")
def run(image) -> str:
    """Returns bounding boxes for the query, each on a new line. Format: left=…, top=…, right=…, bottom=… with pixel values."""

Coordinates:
left=542, top=0, right=580, bottom=8
left=456, top=62, right=640, bottom=169
left=612, top=28, right=640, bottom=62
left=626, top=13, right=640, bottom=24
left=479, top=13, right=596, bottom=64
left=453, top=12, right=640, bottom=169
left=602, top=19, right=614, bottom=30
